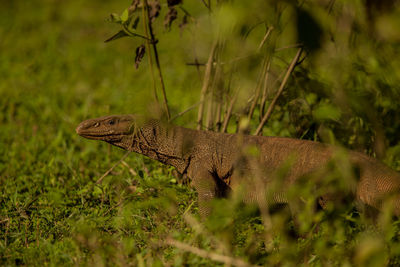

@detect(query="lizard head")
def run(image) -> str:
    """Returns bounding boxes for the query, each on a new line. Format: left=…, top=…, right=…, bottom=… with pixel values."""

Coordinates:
left=76, top=115, right=138, bottom=147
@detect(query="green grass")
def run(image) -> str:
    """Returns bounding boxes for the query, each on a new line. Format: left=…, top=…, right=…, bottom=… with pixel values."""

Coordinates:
left=0, top=0, right=194, bottom=265
left=2, top=0, right=400, bottom=266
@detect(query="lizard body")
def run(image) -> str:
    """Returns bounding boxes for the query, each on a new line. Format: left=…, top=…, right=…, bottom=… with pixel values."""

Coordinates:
left=76, top=114, right=400, bottom=216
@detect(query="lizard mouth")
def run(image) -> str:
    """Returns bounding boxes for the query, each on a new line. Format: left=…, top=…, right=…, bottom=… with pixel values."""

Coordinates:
left=76, top=124, right=120, bottom=140
left=78, top=133, right=112, bottom=139
left=77, top=132, right=125, bottom=142
left=76, top=127, right=122, bottom=140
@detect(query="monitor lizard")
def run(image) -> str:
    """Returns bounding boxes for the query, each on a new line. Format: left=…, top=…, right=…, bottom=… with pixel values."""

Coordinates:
left=76, top=114, right=400, bottom=217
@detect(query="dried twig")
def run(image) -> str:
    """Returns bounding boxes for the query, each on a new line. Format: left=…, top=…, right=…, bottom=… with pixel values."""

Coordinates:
left=257, top=26, right=274, bottom=51
left=247, top=57, right=268, bottom=122
left=205, top=97, right=214, bottom=130
left=171, top=102, right=201, bottom=122
left=121, top=160, right=138, bottom=176
left=206, top=59, right=223, bottom=130
left=259, top=60, right=271, bottom=119
left=197, top=42, right=217, bottom=130
left=221, top=92, right=237, bottom=133
left=254, top=48, right=303, bottom=135
left=96, top=152, right=131, bottom=184
left=165, top=238, right=258, bottom=267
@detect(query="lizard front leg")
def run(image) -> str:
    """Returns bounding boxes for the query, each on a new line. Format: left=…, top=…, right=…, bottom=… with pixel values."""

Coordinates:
left=189, top=165, right=231, bottom=218
left=191, top=169, right=218, bottom=218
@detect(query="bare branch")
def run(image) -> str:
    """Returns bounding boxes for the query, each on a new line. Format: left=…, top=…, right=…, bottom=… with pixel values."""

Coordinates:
left=171, top=102, right=201, bottom=122
left=258, top=26, right=274, bottom=51
left=206, top=60, right=223, bottom=130
left=254, top=48, right=303, bottom=135
left=247, top=57, right=268, bottom=122
left=197, top=42, right=217, bottom=130
left=221, top=91, right=237, bottom=133
left=121, top=160, right=138, bottom=176
left=259, top=60, right=271, bottom=119
left=96, top=152, right=131, bottom=184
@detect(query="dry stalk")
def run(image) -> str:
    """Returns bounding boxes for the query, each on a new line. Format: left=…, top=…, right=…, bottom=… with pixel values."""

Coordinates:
left=259, top=60, right=271, bottom=119
left=221, top=91, right=237, bottom=133
left=247, top=57, right=268, bottom=122
left=165, top=238, right=258, bottom=267
left=258, top=26, right=274, bottom=51
left=197, top=42, right=217, bottom=130
left=96, top=151, right=131, bottom=184
left=121, top=160, right=138, bottom=176
left=254, top=48, right=303, bottom=135
left=170, top=102, right=201, bottom=122
left=206, top=60, right=223, bottom=130
left=206, top=92, right=214, bottom=130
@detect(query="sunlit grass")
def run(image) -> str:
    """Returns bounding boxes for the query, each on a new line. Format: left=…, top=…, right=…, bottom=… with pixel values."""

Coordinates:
left=1, top=0, right=400, bottom=266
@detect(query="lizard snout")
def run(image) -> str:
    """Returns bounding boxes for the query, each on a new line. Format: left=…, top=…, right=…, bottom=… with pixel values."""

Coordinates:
left=75, top=123, right=85, bottom=135
left=76, top=120, right=93, bottom=136
left=76, top=119, right=108, bottom=139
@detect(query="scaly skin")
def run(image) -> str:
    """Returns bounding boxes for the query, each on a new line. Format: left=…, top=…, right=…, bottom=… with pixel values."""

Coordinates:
left=76, top=114, right=400, bottom=217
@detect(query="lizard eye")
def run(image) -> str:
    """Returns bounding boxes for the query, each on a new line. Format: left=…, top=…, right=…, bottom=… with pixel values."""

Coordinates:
left=94, top=122, right=100, bottom=127
left=108, top=120, right=115, bottom=125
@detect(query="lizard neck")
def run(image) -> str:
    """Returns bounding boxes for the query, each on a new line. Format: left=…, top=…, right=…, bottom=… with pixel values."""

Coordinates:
left=126, top=119, right=194, bottom=174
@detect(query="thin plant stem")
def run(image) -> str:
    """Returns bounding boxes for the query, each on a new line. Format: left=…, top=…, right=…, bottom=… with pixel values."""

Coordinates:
left=259, top=60, right=271, bottom=119
left=96, top=152, right=131, bottom=184
left=221, top=91, right=237, bottom=133
left=143, top=0, right=170, bottom=120
left=141, top=1, right=159, bottom=105
left=206, top=59, right=222, bottom=130
left=197, top=42, right=217, bottom=130
left=170, top=102, right=201, bottom=122
left=254, top=48, right=303, bottom=135
left=257, top=26, right=274, bottom=51
left=247, top=57, right=268, bottom=122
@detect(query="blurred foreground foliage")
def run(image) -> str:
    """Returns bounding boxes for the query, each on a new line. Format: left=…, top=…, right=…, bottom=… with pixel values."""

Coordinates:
left=1, top=0, right=400, bottom=266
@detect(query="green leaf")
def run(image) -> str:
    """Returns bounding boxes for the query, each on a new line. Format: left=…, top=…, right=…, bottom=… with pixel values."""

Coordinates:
left=109, top=13, right=121, bottom=23
left=313, top=103, right=341, bottom=121
left=104, top=30, right=129, bottom=43
left=121, top=9, right=129, bottom=23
